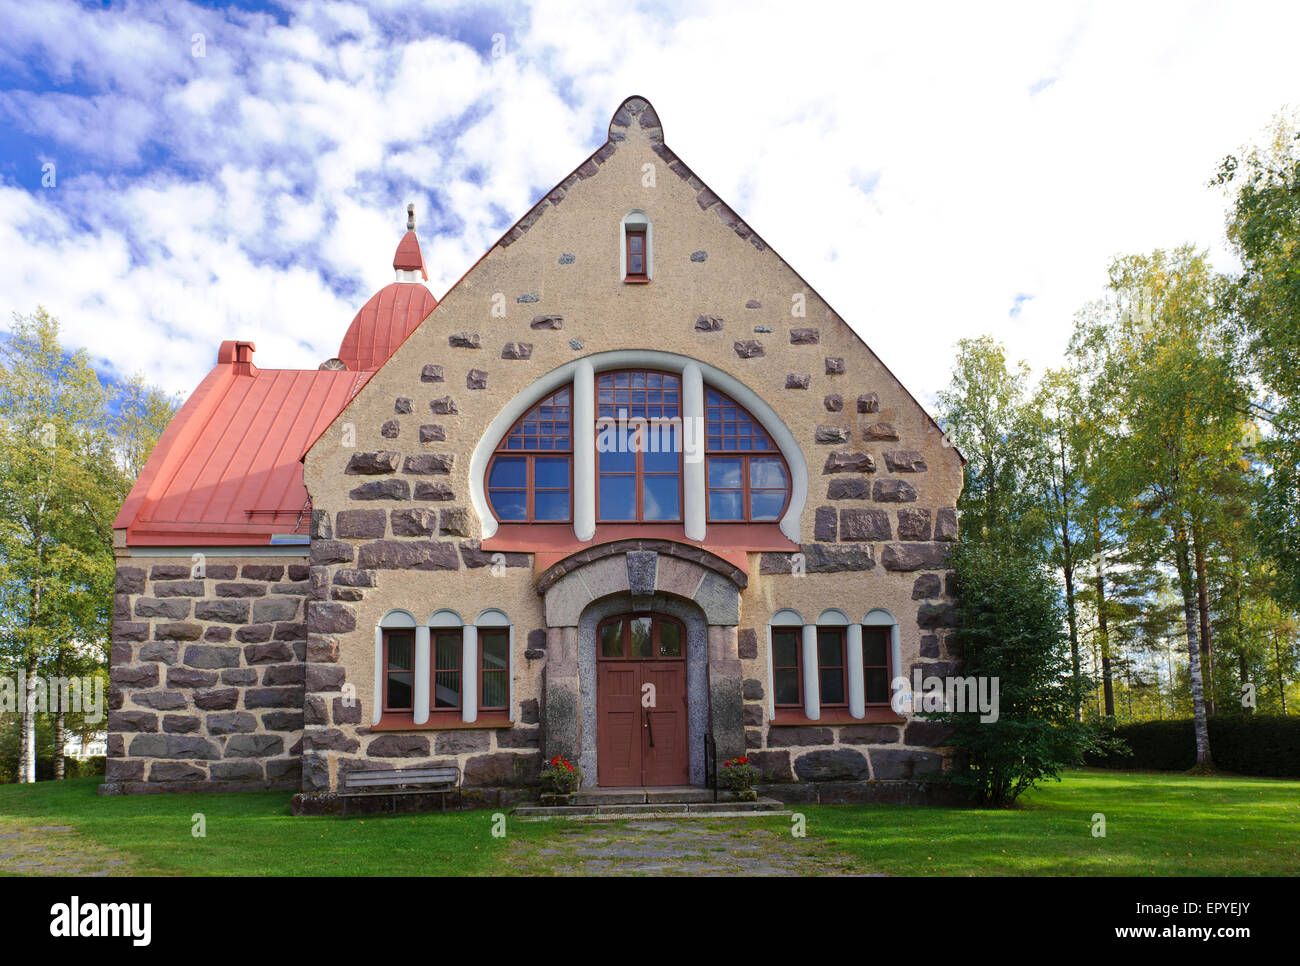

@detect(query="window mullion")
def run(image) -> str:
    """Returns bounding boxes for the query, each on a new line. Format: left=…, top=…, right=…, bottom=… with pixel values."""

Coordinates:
left=847, top=623, right=865, bottom=719
left=802, top=624, right=820, bottom=720
left=462, top=624, right=479, bottom=724
left=414, top=625, right=431, bottom=724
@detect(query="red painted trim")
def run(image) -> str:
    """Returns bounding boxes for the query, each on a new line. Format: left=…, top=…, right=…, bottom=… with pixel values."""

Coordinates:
left=771, top=708, right=905, bottom=726
left=372, top=712, right=514, bottom=732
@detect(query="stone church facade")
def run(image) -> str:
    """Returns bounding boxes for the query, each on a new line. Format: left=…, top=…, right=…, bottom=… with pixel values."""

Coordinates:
left=106, top=96, right=963, bottom=806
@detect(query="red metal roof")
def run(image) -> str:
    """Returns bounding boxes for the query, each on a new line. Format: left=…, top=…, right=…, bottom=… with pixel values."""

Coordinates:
left=336, top=281, right=437, bottom=372
left=393, top=229, right=427, bottom=278
left=115, top=341, right=373, bottom=546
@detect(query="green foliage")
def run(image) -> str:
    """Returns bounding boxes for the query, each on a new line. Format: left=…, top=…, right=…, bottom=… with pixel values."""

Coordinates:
left=1086, top=716, right=1300, bottom=778
left=936, top=538, right=1110, bottom=807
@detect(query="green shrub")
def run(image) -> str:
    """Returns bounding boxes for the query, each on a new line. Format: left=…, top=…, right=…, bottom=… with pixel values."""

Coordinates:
left=1086, top=716, right=1300, bottom=777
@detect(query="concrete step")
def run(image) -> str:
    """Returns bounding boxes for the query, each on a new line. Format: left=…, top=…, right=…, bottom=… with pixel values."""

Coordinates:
left=514, top=796, right=788, bottom=821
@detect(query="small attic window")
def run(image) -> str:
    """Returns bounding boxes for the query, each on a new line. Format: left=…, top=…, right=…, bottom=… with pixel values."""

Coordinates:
left=621, top=210, right=651, bottom=283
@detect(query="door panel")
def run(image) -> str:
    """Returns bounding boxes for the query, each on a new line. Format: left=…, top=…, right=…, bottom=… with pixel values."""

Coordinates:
left=597, top=663, right=641, bottom=787
left=641, top=661, right=689, bottom=786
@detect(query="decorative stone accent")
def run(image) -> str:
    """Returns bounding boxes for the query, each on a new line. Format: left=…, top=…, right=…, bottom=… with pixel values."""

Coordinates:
left=754, top=325, right=772, bottom=333
left=838, top=724, right=901, bottom=745
left=394, top=398, right=413, bottom=415
left=336, top=509, right=387, bottom=539
left=814, top=506, right=837, bottom=542
left=917, top=602, right=959, bottom=629
left=863, top=422, right=900, bottom=442
left=429, top=397, right=458, bottom=415
left=822, top=451, right=875, bottom=474
left=785, top=374, right=810, bottom=390
left=825, top=357, right=844, bottom=375
left=881, top=542, right=952, bottom=572
left=695, top=314, right=724, bottom=332
left=912, top=573, right=942, bottom=599
left=449, top=333, right=480, bottom=349
left=824, top=393, right=842, bottom=412
left=380, top=420, right=399, bottom=439
left=420, top=364, right=444, bottom=383
left=919, top=633, right=941, bottom=657
left=870, top=749, right=942, bottom=780
left=760, top=545, right=874, bottom=573
left=690, top=250, right=707, bottom=262
left=873, top=479, right=918, bottom=503
left=346, top=451, right=400, bottom=475
left=391, top=508, right=438, bottom=537
left=531, top=314, right=563, bottom=329
left=568, top=339, right=583, bottom=351
left=738, top=628, right=758, bottom=660
left=413, top=482, right=455, bottom=501
left=466, top=369, right=488, bottom=390
left=349, top=479, right=410, bottom=501
left=745, top=299, right=762, bottom=309
left=742, top=679, right=764, bottom=700
left=789, top=328, right=820, bottom=345
left=935, top=508, right=958, bottom=541
left=814, top=425, right=850, bottom=444
left=403, top=453, right=453, bottom=475
left=884, top=451, right=928, bottom=473
left=858, top=393, right=880, bottom=413
left=897, top=508, right=932, bottom=541
left=356, top=540, right=461, bottom=571
left=904, top=721, right=952, bottom=747
left=767, top=727, right=833, bottom=747
left=439, top=508, right=472, bottom=537
left=558, top=253, right=575, bottom=264
left=733, top=340, right=764, bottom=359
left=839, top=508, right=891, bottom=541
left=793, top=748, right=869, bottom=781
left=419, top=424, right=445, bottom=443
left=367, top=735, right=430, bottom=758
left=826, top=478, right=869, bottom=500
left=501, top=342, right=533, bottom=360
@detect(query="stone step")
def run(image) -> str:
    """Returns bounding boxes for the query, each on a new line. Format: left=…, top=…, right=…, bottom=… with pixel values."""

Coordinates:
left=514, top=797, right=788, bottom=821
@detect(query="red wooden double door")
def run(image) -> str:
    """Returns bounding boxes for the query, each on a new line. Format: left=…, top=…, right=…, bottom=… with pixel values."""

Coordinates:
left=596, top=613, right=689, bottom=787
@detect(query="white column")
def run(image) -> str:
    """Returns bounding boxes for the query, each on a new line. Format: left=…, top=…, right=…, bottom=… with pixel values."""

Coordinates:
left=461, top=624, right=479, bottom=723
left=847, top=623, right=865, bottom=719
left=682, top=361, right=706, bottom=541
left=413, top=625, right=431, bottom=725
left=574, top=359, right=596, bottom=541
left=802, top=624, right=820, bottom=720
left=372, top=627, right=384, bottom=725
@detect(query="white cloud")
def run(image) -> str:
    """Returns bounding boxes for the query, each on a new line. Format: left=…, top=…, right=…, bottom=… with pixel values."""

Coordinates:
left=0, top=0, right=1296, bottom=406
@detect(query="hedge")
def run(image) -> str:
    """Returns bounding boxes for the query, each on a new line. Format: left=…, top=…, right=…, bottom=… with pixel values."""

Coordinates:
left=1085, top=716, right=1300, bottom=778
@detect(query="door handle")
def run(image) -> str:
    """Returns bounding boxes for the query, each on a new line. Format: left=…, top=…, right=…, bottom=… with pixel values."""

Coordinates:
left=644, top=708, right=654, bottom=747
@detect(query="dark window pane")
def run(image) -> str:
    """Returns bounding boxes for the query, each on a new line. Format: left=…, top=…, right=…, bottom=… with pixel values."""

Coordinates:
left=864, top=631, right=889, bottom=667
left=534, top=489, right=570, bottom=521
left=433, top=670, right=460, bottom=709
left=658, top=621, right=682, bottom=657
left=630, top=617, right=652, bottom=658
left=489, top=489, right=526, bottom=521
left=708, top=458, right=742, bottom=488
left=601, top=620, right=624, bottom=658
left=818, top=635, right=843, bottom=667
left=865, top=668, right=890, bottom=704
left=481, top=631, right=509, bottom=670
left=534, top=456, right=569, bottom=487
left=481, top=672, right=507, bottom=709
left=709, top=489, right=743, bottom=520
left=435, top=632, right=460, bottom=670
left=386, top=672, right=412, bottom=710
left=820, top=668, right=845, bottom=705
left=749, top=490, right=785, bottom=521
left=774, top=669, right=800, bottom=706
left=773, top=629, right=800, bottom=668
left=629, top=254, right=644, bottom=274
left=489, top=457, right=525, bottom=488
left=598, top=475, right=636, bottom=520
left=642, top=475, right=680, bottom=520
left=387, top=632, right=413, bottom=671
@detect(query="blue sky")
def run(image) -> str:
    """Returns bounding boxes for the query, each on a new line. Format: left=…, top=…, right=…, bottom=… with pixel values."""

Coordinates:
left=1, top=0, right=1297, bottom=402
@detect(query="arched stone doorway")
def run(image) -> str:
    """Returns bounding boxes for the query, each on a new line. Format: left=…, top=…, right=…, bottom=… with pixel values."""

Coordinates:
left=537, top=540, right=746, bottom=788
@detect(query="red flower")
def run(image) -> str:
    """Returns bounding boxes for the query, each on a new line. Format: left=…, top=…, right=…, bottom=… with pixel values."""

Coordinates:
left=738, top=756, right=749, bottom=764
left=565, top=762, right=573, bottom=771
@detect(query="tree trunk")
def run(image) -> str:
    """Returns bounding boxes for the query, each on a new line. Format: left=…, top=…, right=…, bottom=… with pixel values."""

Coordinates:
left=52, top=650, right=66, bottom=781
left=1276, top=630, right=1289, bottom=716
left=1174, top=524, right=1213, bottom=769
left=20, top=656, right=37, bottom=783
left=1063, top=562, right=1082, bottom=722
left=1192, top=525, right=1216, bottom=715
left=1093, top=527, right=1114, bottom=718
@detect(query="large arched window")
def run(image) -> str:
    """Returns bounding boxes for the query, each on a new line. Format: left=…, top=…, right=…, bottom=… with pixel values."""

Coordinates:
left=705, top=388, right=791, bottom=522
left=596, top=370, right=682, bottom=522
left=486, top=386, right=572, bottom=523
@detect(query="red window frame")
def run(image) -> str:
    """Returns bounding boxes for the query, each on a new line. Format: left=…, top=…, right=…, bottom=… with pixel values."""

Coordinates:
left=486, top=385, right=573, bottom=524
left=595, top=370, right=684, bottom=524
left=596, top=613, right=685, bottom=661
left=771, top=626, right=804, bottom=709
left=862, top=626, right=892, bottom=706
left=382, top=628, right=415, bottom=714
left=816, top=627, right=848, bottom=709
left=704, top=387, right=791, bottom=523
left=478, top=628, right=510, bottom=712
left=625, top=227, right=648, bottom=280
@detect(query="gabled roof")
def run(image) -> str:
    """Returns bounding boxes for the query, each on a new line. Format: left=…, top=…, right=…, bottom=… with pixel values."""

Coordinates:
left=114, top=341, right=371, bottom=545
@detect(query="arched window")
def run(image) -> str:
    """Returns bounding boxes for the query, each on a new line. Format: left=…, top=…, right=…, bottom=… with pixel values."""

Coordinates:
left=621, top=210, right=651, bottom=282
left=596, top=370, right=682, bottom=522
left=705, top=388, right=791, bottom=522
left=486, top=385, right=572, bottom=523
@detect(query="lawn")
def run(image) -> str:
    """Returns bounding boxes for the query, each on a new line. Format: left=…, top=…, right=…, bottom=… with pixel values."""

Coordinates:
left=0, top=769, right=1296, bottom=876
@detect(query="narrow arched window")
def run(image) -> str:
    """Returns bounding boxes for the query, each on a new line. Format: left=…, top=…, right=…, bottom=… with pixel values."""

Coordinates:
left=486, top=385, right=572, bottom=523
left=596, top=370, right=682, bottom=522
left=621, top=211, right=651, bottom=282
left=705, top=388, right=791, bottom=522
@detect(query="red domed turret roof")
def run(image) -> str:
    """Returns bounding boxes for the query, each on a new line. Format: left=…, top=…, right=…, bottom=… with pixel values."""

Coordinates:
left=337, top=281, right=437, bottom=372
left=393, top=229, right=427, bottom=278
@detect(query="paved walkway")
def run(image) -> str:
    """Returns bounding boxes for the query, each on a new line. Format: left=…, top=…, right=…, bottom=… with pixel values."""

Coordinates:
left=0, top=820, right=135, bottom=876
left=506, top=816, right=865, bottom=876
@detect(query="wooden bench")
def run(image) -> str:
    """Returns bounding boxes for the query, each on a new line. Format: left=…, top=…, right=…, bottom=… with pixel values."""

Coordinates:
left=339, top=766, right=461, bottom=816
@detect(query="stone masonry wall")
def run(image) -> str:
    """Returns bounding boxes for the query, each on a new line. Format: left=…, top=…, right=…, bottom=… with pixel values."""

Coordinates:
left=104, top=554, right=309, bottom=793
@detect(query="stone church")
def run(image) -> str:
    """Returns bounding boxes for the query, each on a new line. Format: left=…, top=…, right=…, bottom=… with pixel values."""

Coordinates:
left=107, top=96, right=964, bottom=805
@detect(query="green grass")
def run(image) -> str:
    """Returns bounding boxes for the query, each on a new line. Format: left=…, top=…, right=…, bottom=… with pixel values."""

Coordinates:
left=0, top=769, right=1296, bottom=876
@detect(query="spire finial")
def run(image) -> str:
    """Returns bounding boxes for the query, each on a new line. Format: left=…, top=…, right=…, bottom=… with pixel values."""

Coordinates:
left=406, top=203, right=415, bottom=232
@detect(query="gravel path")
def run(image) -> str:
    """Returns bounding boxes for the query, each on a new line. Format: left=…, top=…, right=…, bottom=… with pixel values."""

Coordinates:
left=0, top=820, right=135, bottom=876
left=506, top=816, right=864, bottom=876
